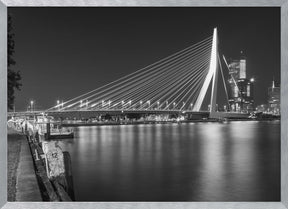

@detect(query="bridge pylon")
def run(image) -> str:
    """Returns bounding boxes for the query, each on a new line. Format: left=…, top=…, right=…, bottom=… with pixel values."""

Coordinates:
left=192, top=28, right=219, bottom=118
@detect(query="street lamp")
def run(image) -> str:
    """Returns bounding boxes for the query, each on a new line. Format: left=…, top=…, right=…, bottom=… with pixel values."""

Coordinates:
left=190, top=103, right=193, bottom=110
left=57, top=100, right=60, bottom=110
left=30, top=100, right=34, bottom=112
left=250, top=78, right=255, bottom=82
left=148, top=100, right=150, bottom=109
left=181, top=102, right=185, bottom=110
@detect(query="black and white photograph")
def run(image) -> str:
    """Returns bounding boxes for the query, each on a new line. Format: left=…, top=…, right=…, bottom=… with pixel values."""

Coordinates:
left=6, top=7, right=280, bottom=202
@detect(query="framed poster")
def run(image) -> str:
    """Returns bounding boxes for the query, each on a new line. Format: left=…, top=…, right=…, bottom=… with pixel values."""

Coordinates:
left=0, top=0, right=288, bottom=209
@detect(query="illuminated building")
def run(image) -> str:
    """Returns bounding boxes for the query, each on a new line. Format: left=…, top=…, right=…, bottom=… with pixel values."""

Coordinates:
left=227, top=52, right=254, bottom=112
left=268, top=80, right=280, bottom=115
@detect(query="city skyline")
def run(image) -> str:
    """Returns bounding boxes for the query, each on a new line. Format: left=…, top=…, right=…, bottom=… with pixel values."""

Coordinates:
left=9, top=7, right=280, bottom=111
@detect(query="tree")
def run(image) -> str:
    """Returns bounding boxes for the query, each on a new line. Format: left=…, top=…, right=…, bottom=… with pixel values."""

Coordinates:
left=8, top=13, right=21, bottom=111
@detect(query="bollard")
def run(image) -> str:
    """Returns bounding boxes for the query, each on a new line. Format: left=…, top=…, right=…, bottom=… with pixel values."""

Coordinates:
left=35, top=149, right=40, bottom=161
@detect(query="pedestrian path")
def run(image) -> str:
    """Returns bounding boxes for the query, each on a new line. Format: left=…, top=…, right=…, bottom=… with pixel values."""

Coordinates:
left=15, top=134, right=42, bottom=201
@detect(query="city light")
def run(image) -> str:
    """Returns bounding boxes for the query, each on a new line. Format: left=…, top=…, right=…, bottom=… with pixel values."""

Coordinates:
left=56, top=100, right=60, bottom=110
left=250, top=78, right=255, bottom=82
left=30, top=100, right=34, bottom=112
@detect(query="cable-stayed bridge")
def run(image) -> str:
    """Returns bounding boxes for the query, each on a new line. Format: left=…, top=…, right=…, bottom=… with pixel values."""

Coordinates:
left=9, top=28, right=249, bottom=120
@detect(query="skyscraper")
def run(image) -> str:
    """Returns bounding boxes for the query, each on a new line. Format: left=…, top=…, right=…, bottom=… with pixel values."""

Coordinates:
left=227, top=52, right=254, bottom=112
left=268, top=80, right=280, bottom=115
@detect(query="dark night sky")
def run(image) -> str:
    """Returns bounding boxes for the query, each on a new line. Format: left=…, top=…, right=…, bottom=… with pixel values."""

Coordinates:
left=9, top=7, right=280, bottom=111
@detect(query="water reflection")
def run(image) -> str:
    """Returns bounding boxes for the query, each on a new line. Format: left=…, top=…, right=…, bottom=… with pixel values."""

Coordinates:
left=60, top=121, right=280, bottom=201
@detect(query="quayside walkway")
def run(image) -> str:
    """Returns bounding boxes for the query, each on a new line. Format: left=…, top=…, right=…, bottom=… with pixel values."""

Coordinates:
left=8, top=129, right=42, bottom=201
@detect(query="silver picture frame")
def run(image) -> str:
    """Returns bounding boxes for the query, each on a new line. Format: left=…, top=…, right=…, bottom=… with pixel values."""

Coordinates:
left=0, top=0, right=287, bottom=209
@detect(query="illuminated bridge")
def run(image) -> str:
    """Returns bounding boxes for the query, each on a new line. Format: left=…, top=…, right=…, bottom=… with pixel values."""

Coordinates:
left=9, top=28, right=249, bottom=120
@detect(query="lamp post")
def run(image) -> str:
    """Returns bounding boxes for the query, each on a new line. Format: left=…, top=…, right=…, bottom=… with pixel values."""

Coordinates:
left=57, top=100, right=60, bottom=111
left=147, top=100, right=150, bottom=110
left=30, top=100, right=34, bottom=112
left=182, top=102, right=185, bottom=110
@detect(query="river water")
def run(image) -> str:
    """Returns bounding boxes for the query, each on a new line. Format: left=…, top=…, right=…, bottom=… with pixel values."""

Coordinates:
left=59, top=120, right=280, bottom=201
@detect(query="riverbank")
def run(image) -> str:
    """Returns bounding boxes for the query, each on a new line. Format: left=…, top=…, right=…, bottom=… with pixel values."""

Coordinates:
left=7, top=128, right=42, bottom=201
left=7, top=129, right=22, bottom=201
left=7, top=121, right=75, bottom=201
